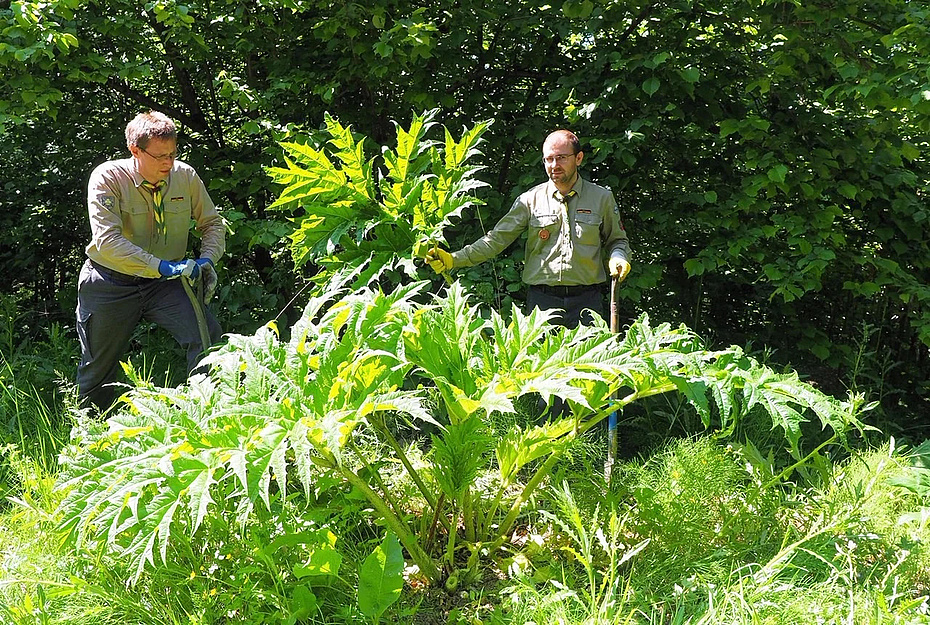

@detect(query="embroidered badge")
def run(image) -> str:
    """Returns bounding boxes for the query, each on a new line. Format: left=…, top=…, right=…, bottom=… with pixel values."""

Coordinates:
left=170, top=196, right=184, bottom=202
left=539, top=229, right=551, bottom=240
left=101, top=196, right=115, bottom=211
left=576, top=209, right=592, bottom=214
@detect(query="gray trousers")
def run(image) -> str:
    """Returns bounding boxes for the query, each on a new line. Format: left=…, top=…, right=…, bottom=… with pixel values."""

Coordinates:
left=75, top=259, right=222, bottom=413
left=526, top=283, right=606, bottom=419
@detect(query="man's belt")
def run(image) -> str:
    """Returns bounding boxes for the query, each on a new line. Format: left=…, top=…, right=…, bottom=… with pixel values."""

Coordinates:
left=88, top=259, right=154, bottom=285
left=531, top=283, right=603, bottom=297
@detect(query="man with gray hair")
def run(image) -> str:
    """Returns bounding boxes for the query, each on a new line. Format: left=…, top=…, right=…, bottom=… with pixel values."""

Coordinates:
left=75, top=110, right=225, bottom=413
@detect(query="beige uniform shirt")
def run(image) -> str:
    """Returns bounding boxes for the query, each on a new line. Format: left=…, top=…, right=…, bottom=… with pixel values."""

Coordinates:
left=85, top=158, right=225, bottom=278
left=451, top=177, right=630, bottom=286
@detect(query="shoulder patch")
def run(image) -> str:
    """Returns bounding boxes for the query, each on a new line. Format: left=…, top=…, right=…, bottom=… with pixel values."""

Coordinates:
left=101, top=196, right=116, bottom=211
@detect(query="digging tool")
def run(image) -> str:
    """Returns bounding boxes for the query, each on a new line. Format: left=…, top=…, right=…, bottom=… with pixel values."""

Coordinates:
left=604, top=274, right=621, bottom=481
left=181, top=274, right=212, bottom=356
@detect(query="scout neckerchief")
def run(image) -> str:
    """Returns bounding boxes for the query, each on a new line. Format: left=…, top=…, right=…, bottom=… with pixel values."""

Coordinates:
left=140, top=179, right=166, bottom=240
left=554, top=189, right=578, bottom=240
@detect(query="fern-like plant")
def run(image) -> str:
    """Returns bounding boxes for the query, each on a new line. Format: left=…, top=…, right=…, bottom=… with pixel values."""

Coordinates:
left=266, top=109, right=490, bottom=287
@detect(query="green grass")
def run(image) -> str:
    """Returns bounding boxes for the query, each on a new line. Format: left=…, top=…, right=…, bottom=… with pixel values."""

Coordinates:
left=0, top=293, right=928, bottom=624
left=2, top=410, right=930, bottom=624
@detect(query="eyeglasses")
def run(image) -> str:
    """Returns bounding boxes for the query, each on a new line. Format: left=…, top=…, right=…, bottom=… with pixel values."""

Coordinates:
left=140, top=146, right=180, bottom=161
left=542, top=153, right=577, bottom=165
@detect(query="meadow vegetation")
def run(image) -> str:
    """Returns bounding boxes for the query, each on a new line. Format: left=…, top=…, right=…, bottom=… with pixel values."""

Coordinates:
left=0, top=116, right=929, bottom=624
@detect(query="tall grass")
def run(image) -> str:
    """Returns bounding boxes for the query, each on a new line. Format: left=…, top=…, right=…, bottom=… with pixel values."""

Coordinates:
left=496, top=437, right=930, bottom=624
left=0, top=297, right=76, bottom=494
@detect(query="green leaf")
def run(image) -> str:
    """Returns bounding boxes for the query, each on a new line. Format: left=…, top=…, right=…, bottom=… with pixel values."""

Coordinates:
left=680, top=67, right=700, bottom=83
left=901, top=142, right=920, bottom=161
left=684, top=258, right=705, bottom=276
left=642, top=77, right=661, bottom=96
left=496, top=419, right=574, bottom=484
left=293, top=531, right=342, bottom=578
left=719, top=119, right=740, bottom=137
left=286, top=586, right=318, bottom=624
left=767, top=165, right=788, bottom=183
left=562, top=0, right=594, bottom=18
left=838, top=182, right=858, bottom=199
left=358, top=532, right=405, bottom=620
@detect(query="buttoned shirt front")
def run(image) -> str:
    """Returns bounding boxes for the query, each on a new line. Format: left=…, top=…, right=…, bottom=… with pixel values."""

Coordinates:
left=85, top=158, right=225, bottom=278
left=451, top=177, right=629, bottom=286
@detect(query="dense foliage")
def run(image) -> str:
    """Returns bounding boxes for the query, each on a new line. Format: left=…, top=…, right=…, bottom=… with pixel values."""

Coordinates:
left=2, top=0, right=929, bottom=426
left=2, top=1, right=930, bottom=622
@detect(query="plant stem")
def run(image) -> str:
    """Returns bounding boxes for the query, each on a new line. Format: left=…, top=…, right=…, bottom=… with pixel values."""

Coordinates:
left=369, top=415, right=439, bottom=513
left=490, top=385, right=677, bottom=549
left=426, top=492, right=446, bottom=551
left=759, top=434, right=838, bottom=493
left=445, top=503, right=458, bottom=567
left=351, top=440, right=408, bottom=523
left=491, top=450, right=566, bottom=550
left=340, top=467, right=441, bottom=583
left=463, top=488, right=475, bottom=543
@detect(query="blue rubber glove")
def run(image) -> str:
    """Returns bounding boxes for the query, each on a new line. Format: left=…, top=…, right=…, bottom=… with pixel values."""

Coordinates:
left=158, top=259, right=200, bottom=280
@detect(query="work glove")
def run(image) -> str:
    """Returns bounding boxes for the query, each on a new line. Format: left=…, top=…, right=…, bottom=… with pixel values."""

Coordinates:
left=158, top=259, right=200, bottom=280
left=609, top=257, right=631, bottom=282
left=425, top=247, right=453, bottom=274
left=201, top=261, right=218, bottom=303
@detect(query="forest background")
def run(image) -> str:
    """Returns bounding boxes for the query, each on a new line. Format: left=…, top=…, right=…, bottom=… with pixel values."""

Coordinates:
left=1, top=0, right=930, bottom=623
left=3, top=0, right=930, bottom=437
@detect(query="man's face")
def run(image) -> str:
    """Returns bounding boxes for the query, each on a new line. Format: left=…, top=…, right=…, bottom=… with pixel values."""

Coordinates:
left=542, top=137, right=582, bottom=187
left=129, top=137, right=178, bottom=183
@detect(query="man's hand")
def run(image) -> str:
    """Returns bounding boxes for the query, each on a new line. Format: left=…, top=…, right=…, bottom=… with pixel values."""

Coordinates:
left=159, top=259, right=200, bottom=280
left=426, top=247, right=453, bottom=274
left=609, top=257, right=631, bottom=282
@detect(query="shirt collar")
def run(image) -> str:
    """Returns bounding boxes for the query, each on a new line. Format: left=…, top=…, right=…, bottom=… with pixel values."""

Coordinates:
left=548, top=176, right=584, bottom=201
left=129, top=158, right=146, bottom=188
left=129, top=157, right=171, bottom=189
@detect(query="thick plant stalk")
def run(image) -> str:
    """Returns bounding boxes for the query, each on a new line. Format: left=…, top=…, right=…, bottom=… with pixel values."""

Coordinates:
left=491, top=387, right=676, bottom=548
left=444, top=503, right=459, bottom=568
left=353, top=441, right=409, bottom=525
left=462, top=488, right=476, bottom=543
left=369, top=415, right=439, bottom=512
left=491, top=450, right=567, bottom=550
left=426, top=492, right=447, bottom=550
left=340, top=467, right=441, bottom=583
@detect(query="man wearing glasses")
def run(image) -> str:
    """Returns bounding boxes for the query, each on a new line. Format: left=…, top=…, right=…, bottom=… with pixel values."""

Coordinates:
left=427, top=129, right=631, bottom=328
left=75, top=110, right=225, bottom=413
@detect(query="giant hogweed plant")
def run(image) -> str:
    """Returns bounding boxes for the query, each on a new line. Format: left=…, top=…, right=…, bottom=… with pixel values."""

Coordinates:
left=267, top=109, right=490, bottom=288
left=55, top=279, right=873, bottom=591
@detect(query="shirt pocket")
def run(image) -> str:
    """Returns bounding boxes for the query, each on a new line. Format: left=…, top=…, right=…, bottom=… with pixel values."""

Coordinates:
left=529, top=212, right=560, bottom=234
left=528, top=212, right=561, bottom=252
left=164, top=193, right=192, bottom=234
left=121, top=195, right=154, bottom=242
left=573, top=211, right=601, bottom=247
